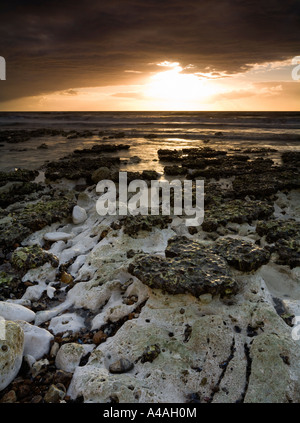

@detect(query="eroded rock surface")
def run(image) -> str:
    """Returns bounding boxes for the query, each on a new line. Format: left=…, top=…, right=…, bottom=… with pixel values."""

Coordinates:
left=129, top=236, right=237, bottom=297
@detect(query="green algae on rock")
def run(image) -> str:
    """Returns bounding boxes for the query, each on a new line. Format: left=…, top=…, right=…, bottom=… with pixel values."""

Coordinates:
left=128, top=236, right=237, bottom=297
left=158, top=149, right=183, bottom=161
left=0, top=271, right=14, bottom=286
left=121, top=215, right=172, bottom=236
left=0, top=193, right=75, bottom=249
left=212, top=237, right=271, bottom=272
left=44, top=156, right=120, bottom=181
left=0, top=182, right=45, bottom=208
left=0, top=270, right=26, bottom=301
left=256, top=219, right=300, bottom=243
left=275, top=238, right=300, bottom=269
left=0, top=220, right=31, bottom=249
left=11, top=245, right=59, bottom=274
left=164, top=165, right=188, bottom=176
left=233, top=169, right=300, bottom=199
left=202, top=199, right=274, bottom=232
left=256, top=219, right=300, bottom=268
left=0, top=169, right=39, bottom=187
left=18, top=195, right=76, bottom=232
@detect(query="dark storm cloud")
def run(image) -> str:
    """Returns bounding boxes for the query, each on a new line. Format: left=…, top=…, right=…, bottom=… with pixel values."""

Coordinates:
left=0, top=0, right=299, bottom=102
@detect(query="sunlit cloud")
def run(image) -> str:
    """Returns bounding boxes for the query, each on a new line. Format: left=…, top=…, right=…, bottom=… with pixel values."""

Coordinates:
left=124, top=70, right=143, bottom=74
left=60, top=89, right=79, bottom=96
left=195, top=71, right=233, bottom=80
left=247, top=58, right=294, bottom=73
left=156, top=61, right=180, bottom=68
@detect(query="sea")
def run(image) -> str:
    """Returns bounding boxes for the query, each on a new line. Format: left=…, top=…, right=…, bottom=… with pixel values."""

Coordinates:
left=0, top=111, right=299, bottom=173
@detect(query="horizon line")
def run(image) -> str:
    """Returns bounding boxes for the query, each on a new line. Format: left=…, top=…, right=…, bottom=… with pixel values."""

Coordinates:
left=0, top=110, right=299, bottom=113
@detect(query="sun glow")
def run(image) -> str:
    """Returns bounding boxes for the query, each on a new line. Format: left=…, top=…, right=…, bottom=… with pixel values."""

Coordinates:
left=143, top=63, right=219, bottom=108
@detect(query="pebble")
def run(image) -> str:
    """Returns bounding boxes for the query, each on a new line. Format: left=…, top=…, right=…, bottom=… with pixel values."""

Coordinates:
left=44, top=384, right=66, bottom=403
left=199, top=293, right=213, bottom=304
left=72, top=205, right=87, bottom=225
left=50, top=342, right=60, bottom=358
left=31, top=359, right=49, bottom=378
left=60, top=271, right=74, bottom=284
left=30, top=395, right=43, bottom=403
left=53, top=369, right=73, bottom=388
left=23, top=354, right=36, bottom=369
left=0, top=301, right=35, bottom=323
left=92, top=330, right=108, bottom=345
left=0, top=390, right=17, bottom=403
left=55, top=342, right=86, bottom=373
left=109, top=358, right=134, bottom=374
left=44, top=232, right=73, bottom=242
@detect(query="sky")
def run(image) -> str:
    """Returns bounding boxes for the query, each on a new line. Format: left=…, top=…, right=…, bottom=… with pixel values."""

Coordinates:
left=0, top=0, right=299, bottom=111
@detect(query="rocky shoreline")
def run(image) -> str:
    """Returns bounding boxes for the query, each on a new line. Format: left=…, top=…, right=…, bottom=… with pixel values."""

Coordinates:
left=0, top=136, right=300, bottom=403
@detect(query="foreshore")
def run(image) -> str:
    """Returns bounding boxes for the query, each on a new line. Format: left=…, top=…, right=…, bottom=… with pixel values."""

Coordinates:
left=0, top=129, right=300, bottom=403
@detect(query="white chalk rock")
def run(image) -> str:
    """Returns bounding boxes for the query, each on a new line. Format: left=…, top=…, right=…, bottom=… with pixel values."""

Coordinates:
left=55, top=342, right=87, bottom=373
left=6, top=299, right=32, bottom=308
left=44, top=232, right=73, bottom=242
left=16, top=321, right=54, bottom=360
left=0, top=321, right=24, bottom=391
left=0, top=301, right=35, bottom=322
left=48, top=312, right=85, bottom=335
left=72, top=206, right=87, bottom=225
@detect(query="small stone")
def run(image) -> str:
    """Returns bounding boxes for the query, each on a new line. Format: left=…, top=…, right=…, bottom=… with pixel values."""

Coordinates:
left=0, top=390, right=17, bottom=403
left=55, top=343, right=86, bottom=373
left=60, top=271, right=73, bottom=284
left=11, top=244, right=59, bottom=273
left=140, top=344, right=161, bottom=363
left=109, top=358, right=134, bottom=374
left=31, top=358, right=49, bottom=378
left=44, top=232, right=73, bottom=242
left=50, top=342, right=60, bottom=358
left=18, top=383, right=31, bottom=399
left=30, top=395, right=43, bottom=403
left=123, top=295, right=138, bottom=305
left=92, top=330, right=108, bottom=345
left=53, top=369, right=73, bottom=388
left=199, top=293, right=213, bottom=304
left=44, top=384, right=65, bottom=403
left=100, top=229, right=109, bottom=240
left=72, top=205, right=87, bottom=225
left=23, top=354, right=36, bottom=369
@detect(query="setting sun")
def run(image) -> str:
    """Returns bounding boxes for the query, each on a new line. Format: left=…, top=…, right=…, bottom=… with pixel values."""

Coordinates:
left=143, top=63, right=219, bottom=108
